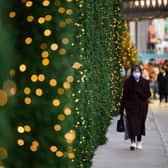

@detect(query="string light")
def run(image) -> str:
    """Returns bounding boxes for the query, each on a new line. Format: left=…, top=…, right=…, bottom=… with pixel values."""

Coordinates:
left=17, top=139, right=24, bottom=146
left=54, top=124, right=62, bottom=131
left=19, top=64, right=27, bottom=72
left=25, top=1, right=33, bottom=7
left=42, top=58, right=50, bottom=66
left=57, top=88, right=64, bottom=95
left=43, top=29, right=52, bottom=37
left=24, top=97, right=32, bottom=105
left=35, top=88, right=43, bottom=96
left=52, top=99, right=61, bottom=107
left=27, top=15, right=34, bottom=22
left=38, top=74, right=46, bottom=82
left=56, top=151, right=63, bottom=157
left=49, top=79, right=57, bottom=87
left=50, top=146, right=58, bottom=152
left=9, top=11, right=16, bottom=18
left=50, top=43, right=59, bottom=51
left=25, top=37, right=32, bottom=45
left=42, top=0, right=50, bottom=7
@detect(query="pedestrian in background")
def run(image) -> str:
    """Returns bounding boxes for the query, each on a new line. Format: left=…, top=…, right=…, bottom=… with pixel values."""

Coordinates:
left=157, top=66, right=168, bottom=105
left=120, top=64, right=151, bottom=150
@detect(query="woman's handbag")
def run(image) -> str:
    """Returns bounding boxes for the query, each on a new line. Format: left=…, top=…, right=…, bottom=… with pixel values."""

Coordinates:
left=117, top=115, right=125, bottom=132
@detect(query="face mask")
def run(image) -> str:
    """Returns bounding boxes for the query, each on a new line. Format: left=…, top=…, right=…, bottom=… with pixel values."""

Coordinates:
left=133, top=72, right=141, bottom=79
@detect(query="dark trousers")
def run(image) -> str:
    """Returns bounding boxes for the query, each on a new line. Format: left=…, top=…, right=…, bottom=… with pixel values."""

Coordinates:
left=159, top=93, right=168, bottom=103
left=131, top=135, right=142, bottom=143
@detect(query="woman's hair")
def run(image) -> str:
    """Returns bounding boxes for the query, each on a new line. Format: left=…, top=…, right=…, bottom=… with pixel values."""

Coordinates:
left=131, top=64, right=142, bottom=75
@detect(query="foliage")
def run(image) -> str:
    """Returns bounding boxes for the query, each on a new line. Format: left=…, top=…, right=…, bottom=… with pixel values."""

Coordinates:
left=0, top=0, right=123, bottom=167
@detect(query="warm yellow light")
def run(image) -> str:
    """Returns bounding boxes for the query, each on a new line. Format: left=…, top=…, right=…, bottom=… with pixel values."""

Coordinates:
left=58, top=7, right=65, bottom=14
left=41, top=51, right=49, bottom=58
left=68, top=152, right=75, bottom=159
left=67, top=76, right=74, bottom=83
left=57, top=88, right=64, bottom=95
left=50, top=146, right=58, bottom=152
left=27, top=15, right=34, bottom=22
left=9, top=11, right=16, bottom=18
left=17, top=126, right=24, bottom=134
left=10, top=87, right=16, bottom=96
left=9, top=69, right=16, bottom=77
left=42, top=58, right=50, bottom=66
left=19, top=64, right=27, bottom=72
left=58, top=114, right=65, bottom=121
left=59, top=48, right=66, bottom=55
left=49, top=79, right=57, bottom=87
left=56, top=151, right=63, bottom=157
left=17, top=139, right=24, bottom=146
left=25, top=1, right=33, bottom=7
left=63, top=82, right=71, bottom=89
left=62, top=38, right=69, bottom=45
left=72, top=62, right=82, bottom=69
left=65, top=18, right=72, bottom=24
left=44, top=29, right=52, bottom=36
left=3, top=80, right=16, bottom=96
left=54, top=124, right=62, bottom=131
left=59, top=21, right=66, bottom=28
left=24, top=97, right=32, bottom=105
left=24, top=125, right=31, bottom=132
left=25, top=37, right=32, bottom=45
left=35, top=88, right=43, bottom=96
left=42, top=0, right=50, bottom=6
left=31, top=74, right=38, bottom=82
left=0, top=90, right=8, bottom=106
left=64, top=108, right=72, bottom=116
left=66, top=9, right=73, bottom=15
left=0, top=148, right=8, bottom=160
left=53, top=99, right=61, bottom=107
left=32, top=141, right=39, bottom=147
left=64, top=130, right=76, bottom=144
left=30, top=146, right=37, bottom=152
left=66, top=0, right=73, bottom=2
left=38, top=17, right=45, bottom=24
left=24, top=87, right=31, bottom=95
left=50, top=43, right=58, bottom=51
left=40, top=43, right=48, bottom=50
left=45, top=14, right=52, bottom=21
left=38, top=74, right=45, bottom=82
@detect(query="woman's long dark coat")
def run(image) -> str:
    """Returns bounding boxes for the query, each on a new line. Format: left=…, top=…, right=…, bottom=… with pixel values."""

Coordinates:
left=120, top=76, right=151, bottom=138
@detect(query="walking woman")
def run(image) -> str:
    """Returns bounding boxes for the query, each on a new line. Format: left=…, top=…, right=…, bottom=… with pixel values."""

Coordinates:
left=120, top=64, right=151, bottom=150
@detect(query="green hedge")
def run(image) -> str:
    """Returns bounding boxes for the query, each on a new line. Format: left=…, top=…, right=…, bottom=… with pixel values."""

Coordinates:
left=0, top=0, right=123, bottom=167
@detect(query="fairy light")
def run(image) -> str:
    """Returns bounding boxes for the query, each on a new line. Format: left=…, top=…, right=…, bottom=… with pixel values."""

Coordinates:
left=24, top=87, right=31, bottom=95
left=9, top=11, right=16, bottom=18
left=54, top=124, right=62, bottom=131
left=50, top=43, right=59, bottom=51
left=52, top=99, right=61, bottom=107
left=50, top=146, right=58, bottom=152
left=27, top=15, right=34, bottom=22
left=25, top=37, right=32, bottom=45
left=25, top=1, right=33, bottom=7
left=19, top=64, right=27, bottom=72
left=38, top=74, right=45, bottom=82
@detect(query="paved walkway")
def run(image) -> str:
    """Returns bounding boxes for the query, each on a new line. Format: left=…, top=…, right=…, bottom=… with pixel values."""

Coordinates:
left=92, top=100, right=168, bottom=168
